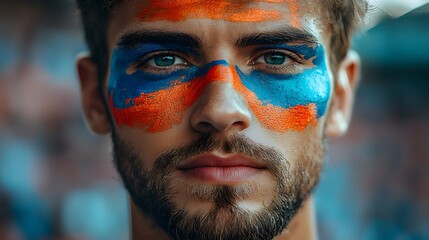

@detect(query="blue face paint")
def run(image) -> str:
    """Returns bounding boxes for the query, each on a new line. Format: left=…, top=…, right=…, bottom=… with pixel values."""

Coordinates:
left=108, top=42, right=331, bottom=132
left=108, top=44, right=226, bottom=109
left=239, top=44, right=330, bottom=117
left=254, top=44, right=322, bottom=61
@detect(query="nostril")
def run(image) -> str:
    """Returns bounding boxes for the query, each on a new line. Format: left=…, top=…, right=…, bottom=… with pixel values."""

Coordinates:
left=232, top=121, right=247, bottom=129
left=197, top=121, right=214, bottom=131
left=195, top=120, right=246, bottom=133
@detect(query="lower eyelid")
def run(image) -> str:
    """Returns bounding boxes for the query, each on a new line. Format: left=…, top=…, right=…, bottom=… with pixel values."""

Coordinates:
left=135, top=58, right=191, bottom=73
left=144, top=64, right=185, bottom=71
left=253, top=51, right=304, bottom=65
left=254, top=63, right=303, bottom=74
left=137, top=52, right=191, bottom=66
left=137, top=62, right=194, bottom=76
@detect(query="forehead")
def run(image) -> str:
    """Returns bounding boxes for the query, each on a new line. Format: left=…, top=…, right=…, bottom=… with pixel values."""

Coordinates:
left=138, top=0, right=300, bottom=25
left=108, top=0, right=325, bottom=48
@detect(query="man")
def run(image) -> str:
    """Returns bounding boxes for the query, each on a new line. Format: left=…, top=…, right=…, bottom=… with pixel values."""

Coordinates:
left=76, top=0, right=368, bottom=239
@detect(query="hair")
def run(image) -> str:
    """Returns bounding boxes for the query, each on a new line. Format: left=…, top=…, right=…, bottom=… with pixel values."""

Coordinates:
left=322, top=0, right=369, bottom=71
left=76, top=0, right=122, bottom=86
left=76, top=0, right=368, bottom=84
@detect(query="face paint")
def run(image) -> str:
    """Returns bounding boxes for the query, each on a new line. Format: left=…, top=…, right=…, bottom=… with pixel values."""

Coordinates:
left=137, top=0, right=284, bottom=23
left=236, top=44, right=330, bottom=131
left=108, top=43, right=242, bottom=132
left=108, top=43, right=330, bottom=133
left=242, top=44, right=329, bottom=117
left=284, top=1, right=301, bottom=28
left=108, top=44, right=201, bottom=132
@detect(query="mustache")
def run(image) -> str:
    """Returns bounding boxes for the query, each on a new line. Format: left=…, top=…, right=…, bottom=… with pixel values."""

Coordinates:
left=152, top=134, right=288, bottom=180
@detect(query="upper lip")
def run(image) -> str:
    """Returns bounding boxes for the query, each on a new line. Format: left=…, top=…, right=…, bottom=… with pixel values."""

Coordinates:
left=177, top=153, right=267, bottom=170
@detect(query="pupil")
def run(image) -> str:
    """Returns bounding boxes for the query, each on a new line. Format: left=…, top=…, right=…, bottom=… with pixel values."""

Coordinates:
left=154, top=55, right=175, bottom=66
left=264, top=53, right=285, bottom=65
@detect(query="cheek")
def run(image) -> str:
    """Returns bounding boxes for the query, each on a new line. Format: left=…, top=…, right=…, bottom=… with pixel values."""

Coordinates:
left=107, top=60, right=232, bottom=133
left=235, top=65, right=331, bottom=132
left=109, top=82, right=198, bottom=133
left=107, top=51, right=201, bottom=132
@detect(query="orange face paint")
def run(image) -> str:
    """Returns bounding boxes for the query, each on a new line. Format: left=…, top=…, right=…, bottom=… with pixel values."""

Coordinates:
left=108, top=41, right=330, bottom=133
left=109, top=60, right=319, bottom=133
left=110, top=63, right=229, bottom=133
left=284, top=1, right=301, bottom=28
left=229, top=65, right=317, bottom=132
left=137, top=0, right=283, bottom=23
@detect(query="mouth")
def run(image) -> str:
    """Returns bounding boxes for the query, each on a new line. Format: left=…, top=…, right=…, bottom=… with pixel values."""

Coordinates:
left=177, top=153, right=267, bottom=185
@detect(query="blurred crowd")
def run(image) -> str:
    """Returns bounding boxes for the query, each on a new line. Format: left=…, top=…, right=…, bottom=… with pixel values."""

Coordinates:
left=0, top=1, right=428, bottom=240
left=0, top=1, right=128, bottom=239
left=316, top=5, right=429, bottom=239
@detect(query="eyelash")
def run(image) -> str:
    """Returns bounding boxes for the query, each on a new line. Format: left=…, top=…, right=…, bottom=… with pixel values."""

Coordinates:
left=135, top=51, right=191, bottom=74
left=250, top=50, right=305, bottom=73
left=132, top=49, right=306, bottom=75
left=260, top=50, right=303, bottom=63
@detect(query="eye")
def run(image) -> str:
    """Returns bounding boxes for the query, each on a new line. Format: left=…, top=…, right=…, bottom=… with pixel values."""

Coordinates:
left=147, top=54, right=187, bottom=67
left=250, top=50, right=305, bottom=75
left=255, top=52, right=292, bottom=65
left=132, top=52, right=192, bottom=74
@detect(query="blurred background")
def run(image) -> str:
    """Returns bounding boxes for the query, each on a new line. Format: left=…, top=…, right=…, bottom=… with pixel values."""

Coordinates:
left=0, top=0, right=428, bottom=239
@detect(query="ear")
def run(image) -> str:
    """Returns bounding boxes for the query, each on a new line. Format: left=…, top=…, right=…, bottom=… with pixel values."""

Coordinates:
left=77, top=53, right=111, bottom=135
left=326, top=50, right=361, bottom=138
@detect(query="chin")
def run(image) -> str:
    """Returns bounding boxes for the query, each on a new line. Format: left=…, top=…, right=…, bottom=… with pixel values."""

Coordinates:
left=169, top=175, right=277, bottom=216
left=112, top=133, right=323, bottom=240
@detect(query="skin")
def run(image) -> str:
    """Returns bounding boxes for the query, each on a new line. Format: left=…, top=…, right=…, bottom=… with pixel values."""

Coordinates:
left=77, top=0, right=361, bottom=239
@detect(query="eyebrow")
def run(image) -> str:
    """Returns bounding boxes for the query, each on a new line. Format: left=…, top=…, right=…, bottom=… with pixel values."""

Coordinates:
left=117, top=30, right=202, bottom=49
left=236, top=27, right=319, bottom=47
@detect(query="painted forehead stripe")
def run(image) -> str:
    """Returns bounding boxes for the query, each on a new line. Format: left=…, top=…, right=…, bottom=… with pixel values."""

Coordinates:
left=137, top=0, right=285, bottom=23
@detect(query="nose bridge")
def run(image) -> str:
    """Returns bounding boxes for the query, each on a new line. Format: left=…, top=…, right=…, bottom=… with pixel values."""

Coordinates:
left=201, top=60, right=235, bottom=85
left=203, top=81, right=241, bottom=111
left=191, top=63, right=252, bottom=133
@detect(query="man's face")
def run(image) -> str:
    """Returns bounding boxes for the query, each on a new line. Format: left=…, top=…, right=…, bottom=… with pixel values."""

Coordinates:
left=105, top=0, right=331, bottom=239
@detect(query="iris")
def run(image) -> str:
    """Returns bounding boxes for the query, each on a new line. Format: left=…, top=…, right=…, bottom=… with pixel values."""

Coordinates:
left=154, top=55, right=176, bottom=66
left=264, top=53, right=286, bottom=65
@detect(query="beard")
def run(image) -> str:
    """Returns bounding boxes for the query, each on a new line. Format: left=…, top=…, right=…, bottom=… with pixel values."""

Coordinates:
left=112, top=133, right=323, bottom=240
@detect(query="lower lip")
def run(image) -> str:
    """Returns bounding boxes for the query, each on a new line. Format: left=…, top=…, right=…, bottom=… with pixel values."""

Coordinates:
left=179, top=166, right=262, bottom=183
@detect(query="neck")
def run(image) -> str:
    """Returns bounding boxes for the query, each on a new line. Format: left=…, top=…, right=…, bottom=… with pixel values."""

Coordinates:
left=130, top=197, right=317, bottom=240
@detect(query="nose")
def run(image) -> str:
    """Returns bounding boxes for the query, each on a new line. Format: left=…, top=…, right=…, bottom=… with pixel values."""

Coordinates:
left=190, top=78, right=252, bottom=134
